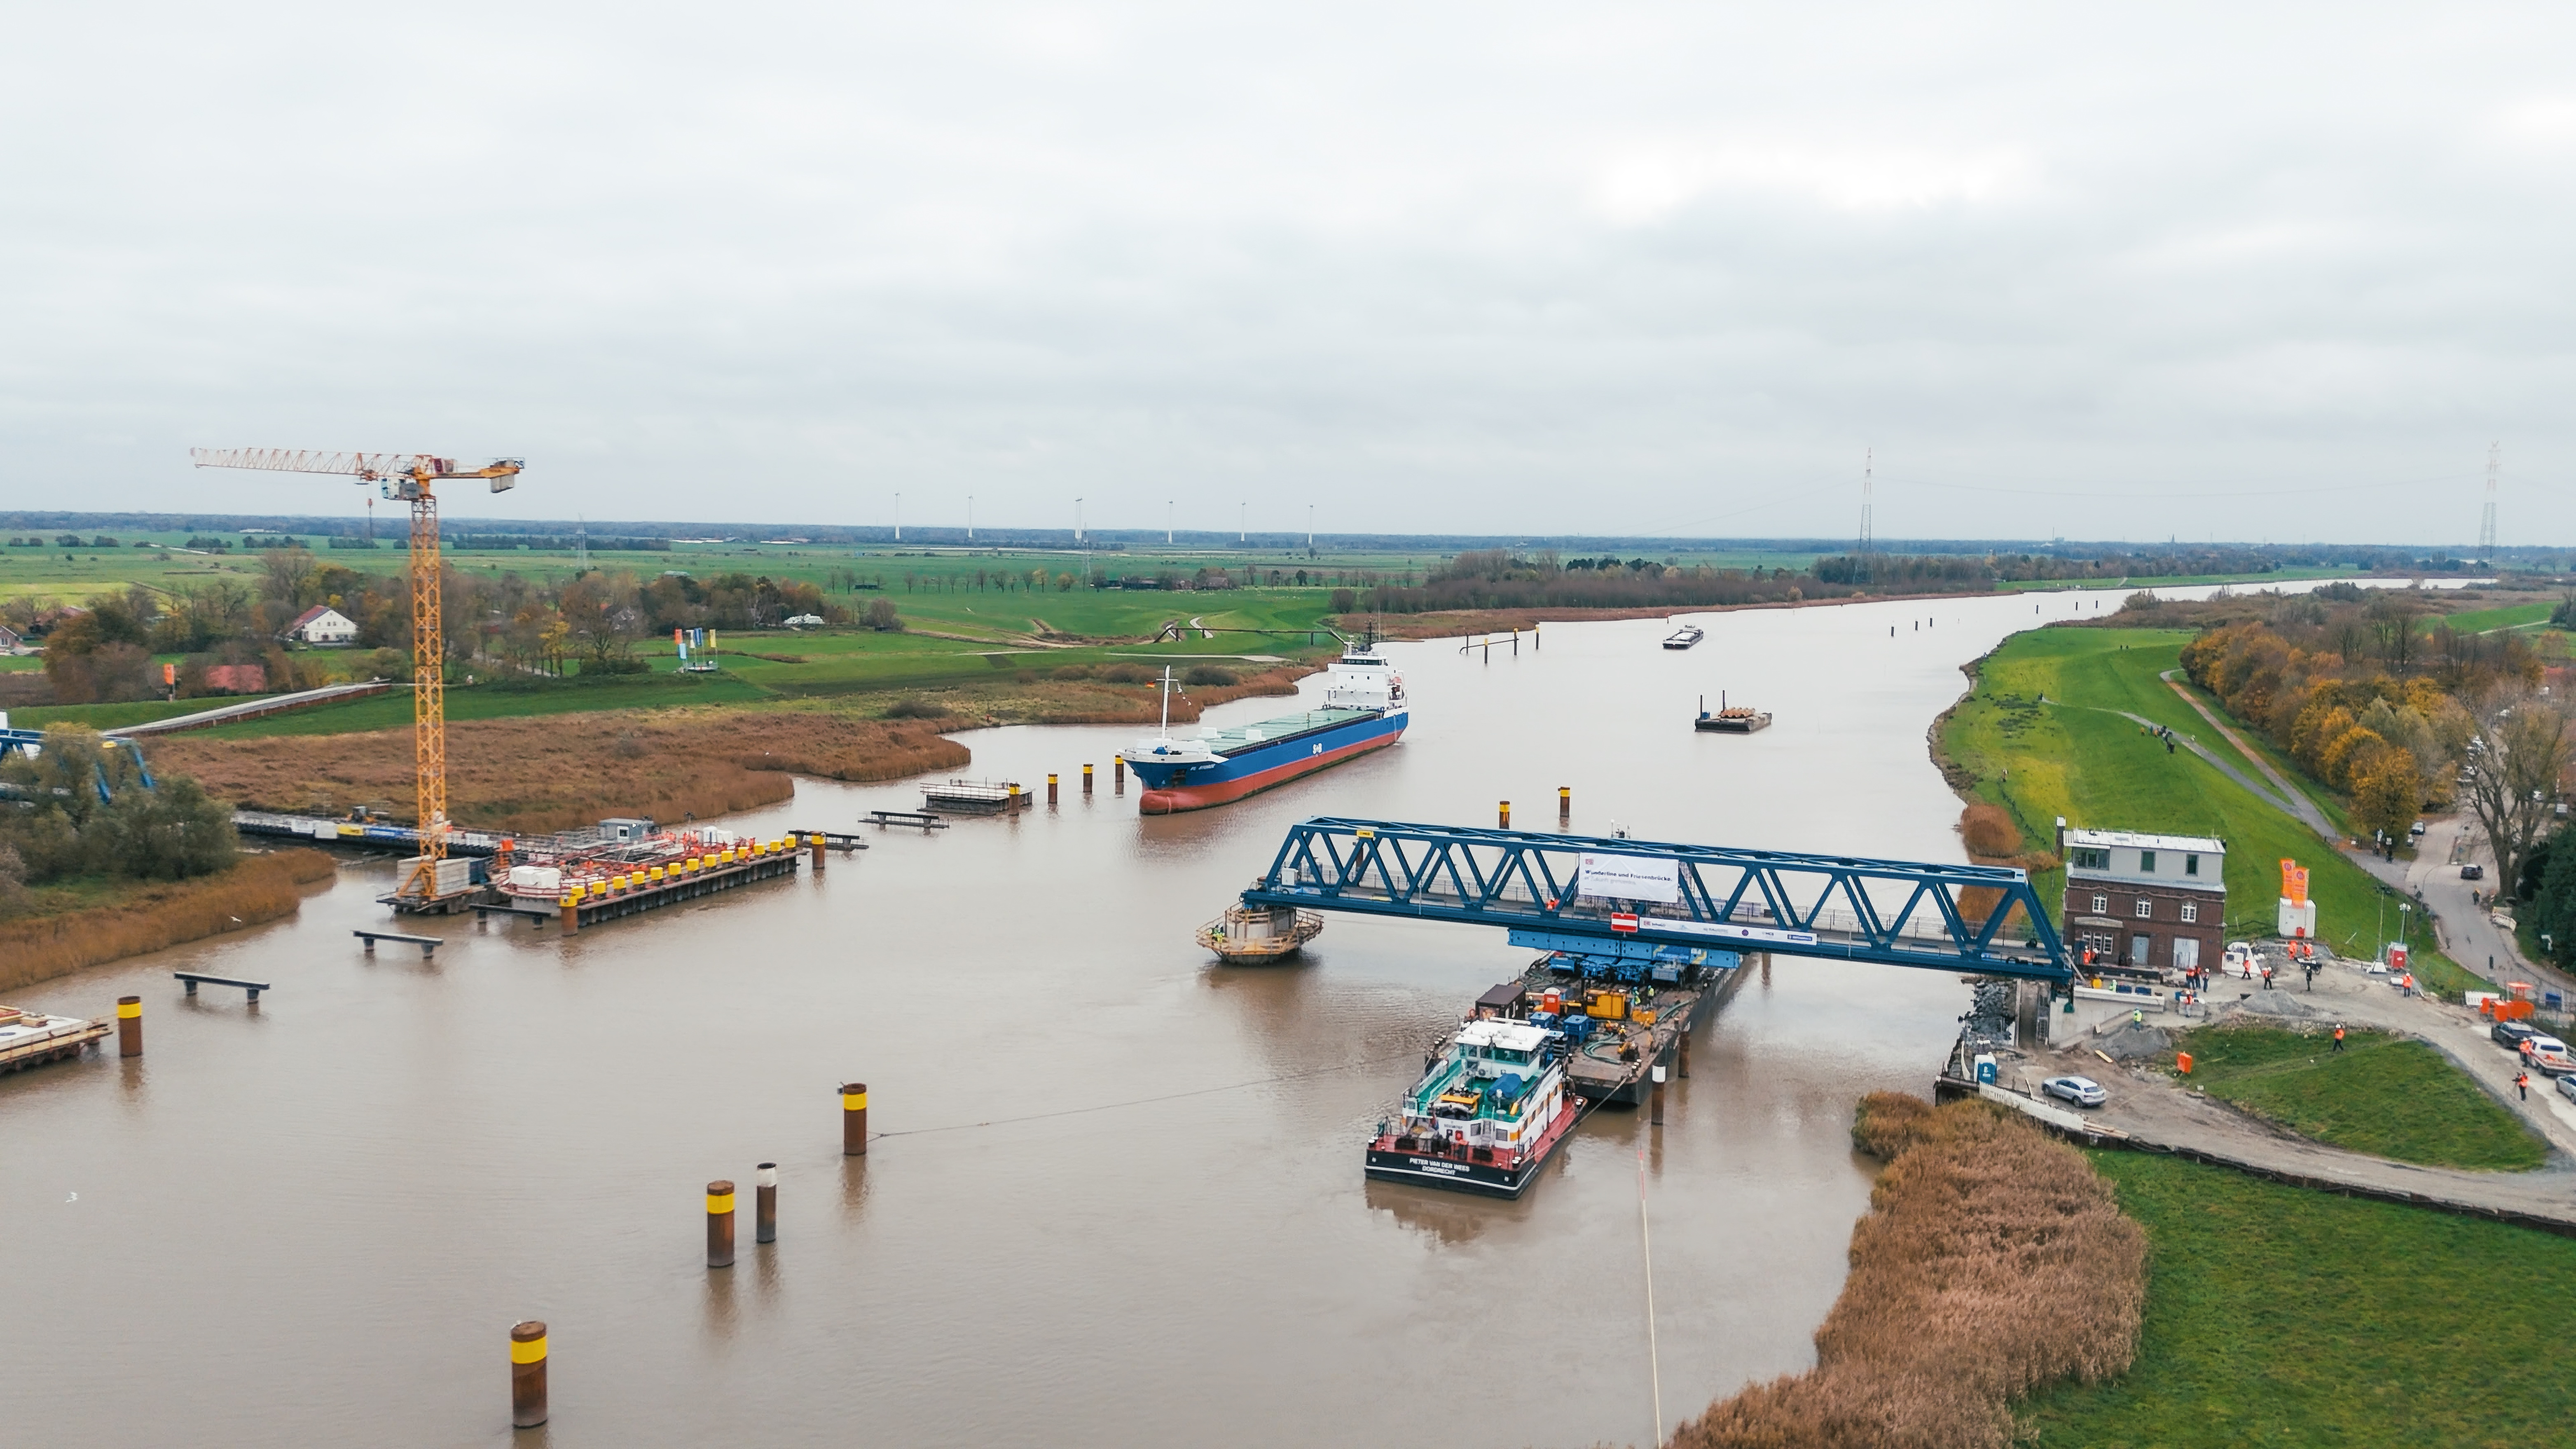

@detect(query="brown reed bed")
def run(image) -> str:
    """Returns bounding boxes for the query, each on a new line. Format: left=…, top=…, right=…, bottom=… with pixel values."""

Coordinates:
left=150, top=709, right=972, bottom=835
left=1668, top=1093, right=2147, bottom=1449
left=0, top=848, right=337, bottom=995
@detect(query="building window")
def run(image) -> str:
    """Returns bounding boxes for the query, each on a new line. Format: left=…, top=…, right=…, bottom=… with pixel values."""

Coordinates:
left=2134, top=898, right=2153, bottom=919
left=2072, top=848, right=2107, bottom=870
left=2139, top=850, right=2157, bottom=873
left=2180, top=902, right=2198, bottom=923
left=2185, top=853, right=2200, bottom=876
left=2092, top=894, right=2108, bottom=914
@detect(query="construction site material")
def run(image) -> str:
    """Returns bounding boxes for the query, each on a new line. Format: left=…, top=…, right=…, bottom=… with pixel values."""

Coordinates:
left=174, top=972, right=271, bottom=1002
left=1694, top=693, right=1771, bottom=733
left=1195, top=903, right=1324, bottom=964
left=533, top=837, right=807, bottom=929
left=0, top=1006, right=110, bottom=1074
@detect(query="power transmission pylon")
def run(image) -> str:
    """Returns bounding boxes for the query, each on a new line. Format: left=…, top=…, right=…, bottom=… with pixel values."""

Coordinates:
left=190, top=448, right=523, bottom=904
left=2480, top=442, right=2499, bottom=558
left=1856, top=449, right=1874, bottom=586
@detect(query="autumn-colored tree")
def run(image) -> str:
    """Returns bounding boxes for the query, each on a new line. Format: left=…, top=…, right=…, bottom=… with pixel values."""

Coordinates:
left=2349, top=743, right=2422, bottom=843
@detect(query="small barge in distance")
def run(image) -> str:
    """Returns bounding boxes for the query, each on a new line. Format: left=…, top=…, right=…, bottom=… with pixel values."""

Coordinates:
left=1662, top=623, right=1704, bottom=649
left=1694, top=693, right=1771, bottom=734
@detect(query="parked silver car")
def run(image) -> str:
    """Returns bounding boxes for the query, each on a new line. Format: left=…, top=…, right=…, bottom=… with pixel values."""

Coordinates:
left=2043, top=1075, right=2108, bottom=1108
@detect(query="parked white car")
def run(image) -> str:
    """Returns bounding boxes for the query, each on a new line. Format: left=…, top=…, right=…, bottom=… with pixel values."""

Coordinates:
left=2043, top=1075, right=2108, bottom=1108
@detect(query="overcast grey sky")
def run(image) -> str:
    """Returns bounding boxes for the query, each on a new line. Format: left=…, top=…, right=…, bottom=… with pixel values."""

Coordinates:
left=3, top=3, right=2570, bottom=543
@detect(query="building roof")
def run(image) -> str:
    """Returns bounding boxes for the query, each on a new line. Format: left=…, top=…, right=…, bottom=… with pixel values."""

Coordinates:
left=289, top=605, right=351, bottom=631
left=2064, top=826, right=2225, bottom=854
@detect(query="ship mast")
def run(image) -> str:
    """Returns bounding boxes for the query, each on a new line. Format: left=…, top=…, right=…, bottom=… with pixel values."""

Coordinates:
left=1159, top=665, right=1174, bottom=740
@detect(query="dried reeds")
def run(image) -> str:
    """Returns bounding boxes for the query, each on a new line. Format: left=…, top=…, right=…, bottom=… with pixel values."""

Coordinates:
left=1668, top=1093, right=2147, bottom=1449
left=0, top=848, right=337, bottom=994
left=148, top=709, right=973, bottom=835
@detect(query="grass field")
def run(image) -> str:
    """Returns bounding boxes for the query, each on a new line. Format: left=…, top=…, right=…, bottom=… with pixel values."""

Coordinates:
left=2018, top=1151, right=2576, bottom=1447
left=2441, top=600, right=2555, bottom=634
left=1940, top=627, right=2476, bottom=996
left=2169, top=1024, right=2547, bottom=1171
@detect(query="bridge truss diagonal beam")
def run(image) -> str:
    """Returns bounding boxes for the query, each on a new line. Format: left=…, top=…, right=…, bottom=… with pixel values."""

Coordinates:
left=1240, top=817, right=2073, bottom=985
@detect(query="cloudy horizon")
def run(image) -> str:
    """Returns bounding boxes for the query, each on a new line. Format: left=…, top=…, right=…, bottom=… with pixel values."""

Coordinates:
left=5, top=3, right=2570, bottom=543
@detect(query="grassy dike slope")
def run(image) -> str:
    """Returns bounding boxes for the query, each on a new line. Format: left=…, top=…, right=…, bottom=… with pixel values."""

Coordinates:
left=2018, top=1152, right=2576, bottom=1447
left=1938, top=626, right=2478, bottom=997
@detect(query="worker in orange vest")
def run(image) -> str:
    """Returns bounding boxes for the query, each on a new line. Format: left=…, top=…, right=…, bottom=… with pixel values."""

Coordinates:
left=2516, top=1071, right=2530, bottom=1101
left=2332, top=1025, right=2346, bottom=1052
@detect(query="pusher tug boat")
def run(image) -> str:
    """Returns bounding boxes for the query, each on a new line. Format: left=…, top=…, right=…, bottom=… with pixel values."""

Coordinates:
left=1364, top=1018, right=1575, bottom=1199
left=1125, top=636, right=1407, bottom=814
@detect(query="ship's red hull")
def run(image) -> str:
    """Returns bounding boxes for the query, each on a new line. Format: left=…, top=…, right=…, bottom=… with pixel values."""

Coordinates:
left=1138, top=728, right=1401, bottom=815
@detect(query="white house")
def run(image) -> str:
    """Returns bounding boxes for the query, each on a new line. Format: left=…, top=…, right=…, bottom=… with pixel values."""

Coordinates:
left=286, top=605, right=359, bottom=646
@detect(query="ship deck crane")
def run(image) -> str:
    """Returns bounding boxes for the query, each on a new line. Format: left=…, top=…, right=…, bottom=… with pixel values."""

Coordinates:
left=189, top=447, right=523, bottom=904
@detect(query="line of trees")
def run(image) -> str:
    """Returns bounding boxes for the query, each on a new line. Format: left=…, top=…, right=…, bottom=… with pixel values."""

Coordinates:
left=2178, top=591, right=2560, bottom=860
left=0, top=728, right=238, bottom=915
left=9, top=549, right=855, bottom=705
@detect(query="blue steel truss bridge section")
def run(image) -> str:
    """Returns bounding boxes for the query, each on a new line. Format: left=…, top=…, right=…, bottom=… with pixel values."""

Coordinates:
left=1238, top=817, right=2074, bottom=986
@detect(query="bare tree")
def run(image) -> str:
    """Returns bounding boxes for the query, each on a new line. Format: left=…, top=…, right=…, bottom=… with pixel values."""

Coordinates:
left=2463, top=686, right=2576, bottom=897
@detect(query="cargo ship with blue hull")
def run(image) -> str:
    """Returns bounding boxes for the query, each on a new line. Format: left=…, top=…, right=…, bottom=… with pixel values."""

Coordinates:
left=1127, top=640, right=1407, bottom=814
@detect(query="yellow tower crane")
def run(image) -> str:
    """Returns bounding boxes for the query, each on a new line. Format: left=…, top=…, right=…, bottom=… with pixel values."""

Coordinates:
left=189, top=447, right=524, bottom=904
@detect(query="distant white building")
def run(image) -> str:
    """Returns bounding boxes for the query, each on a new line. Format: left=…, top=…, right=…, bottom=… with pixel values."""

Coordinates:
left=783, top=613, right=826, bottom=629
left=286, top=605, right=359, bottom=646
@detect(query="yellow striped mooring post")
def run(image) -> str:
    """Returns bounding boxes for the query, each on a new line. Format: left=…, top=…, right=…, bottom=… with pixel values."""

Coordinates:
left=510, top=1321, right=548, bottom=1428
left=1558, top=786, right=1570, bottom=823
left=1114, top=755, right=1125, bottom=792
left=841, top=1082, right=868, bottom=1156
left=116, top=995, right=141, bottom=1058
left=756, top=1163, right=778, bottom=1244
left=1048, top=773, right=1059, bottom=806
left=1082, top=762, right=1094, bottom=795
left=1498, top=800, right=1510, bottom=829
left=706, top=1180, right=736, bottom=1269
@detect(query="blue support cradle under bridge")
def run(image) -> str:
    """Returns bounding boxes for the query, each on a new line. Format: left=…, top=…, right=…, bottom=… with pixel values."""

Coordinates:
left=1240, top=817, right=2074, bottom=986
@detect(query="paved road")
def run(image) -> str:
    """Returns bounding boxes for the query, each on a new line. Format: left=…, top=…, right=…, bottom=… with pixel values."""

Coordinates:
left=2012, top=960, right=2576, bottom=1223
left=2156, top=670, right=2337, bottom=836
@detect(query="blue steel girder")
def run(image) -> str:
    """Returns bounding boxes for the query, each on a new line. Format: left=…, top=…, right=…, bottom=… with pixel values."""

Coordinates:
left=1241, top=817, right=2073, bottom=985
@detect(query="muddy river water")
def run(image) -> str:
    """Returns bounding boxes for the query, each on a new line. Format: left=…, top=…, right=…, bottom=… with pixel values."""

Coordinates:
left=1, top=586, right=2303, bottom=1446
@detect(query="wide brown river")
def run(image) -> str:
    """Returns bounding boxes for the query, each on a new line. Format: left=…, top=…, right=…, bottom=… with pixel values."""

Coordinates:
left=0, top=588, right=2224, bottom=1445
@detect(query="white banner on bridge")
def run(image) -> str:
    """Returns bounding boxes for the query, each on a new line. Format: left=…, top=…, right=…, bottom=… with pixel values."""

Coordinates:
left=1577, top=852, right=1681, bottom=904
left=1659, top=918, right=1820, bottom=948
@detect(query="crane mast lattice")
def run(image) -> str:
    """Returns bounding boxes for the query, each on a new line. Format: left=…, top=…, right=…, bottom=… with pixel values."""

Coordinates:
left=189, top=447, right=523, bottom=903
